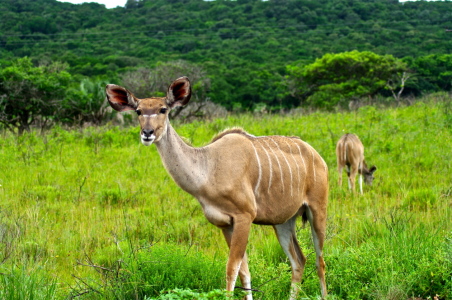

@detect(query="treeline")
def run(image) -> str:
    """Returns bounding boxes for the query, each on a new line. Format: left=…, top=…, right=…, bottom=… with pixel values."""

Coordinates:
left=0, top=0, right=451, bottom=131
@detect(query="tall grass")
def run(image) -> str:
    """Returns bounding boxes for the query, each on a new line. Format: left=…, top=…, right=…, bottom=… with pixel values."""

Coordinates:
left=0, top=95, right=451, bottom=299
left=0, top=265, right=57, bottom=300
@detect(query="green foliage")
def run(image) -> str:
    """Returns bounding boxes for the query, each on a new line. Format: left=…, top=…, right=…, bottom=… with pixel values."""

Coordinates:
left=128, top=244, right=226, bottom=298
left=0, top=57, right=72, bottom=133
left=63, top=77, right=113, bottom=125
left=403, top=54, right=452, bottom=94
left=69, top=243, right=228, bottom=299
left=146, top=288, right=236, bottom=300
left=1, top=0, right=452, bottom=111
left=287, top=51, right=408, bottom=108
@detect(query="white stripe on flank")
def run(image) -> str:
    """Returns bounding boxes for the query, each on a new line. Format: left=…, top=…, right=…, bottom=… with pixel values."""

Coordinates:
left=302, top=141, right=316, bottom=183
left=251, top=142, right=262, bottom=196
left=311, top=147, right=316, bottom=183
left=321, top=154, right=328, bottom=172
left=263, top=139, right=284, bottom=192
left=343, top=142, right=346, bottom=163
left=257, top=140, right=273, bottom=193
left=286, top=140, right=301, bottom=197
left=294, top=142, right=307, bottom=192
left=307, top=141, right=326, bottom=178
left=270, top=138, right=293, bottom=197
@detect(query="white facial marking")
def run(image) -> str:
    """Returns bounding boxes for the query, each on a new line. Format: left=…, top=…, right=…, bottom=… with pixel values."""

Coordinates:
left=141, top=137, right=155, bottom=146
left=141, top=133, right=155, bottom=146
left=142, top=114, right=158, bottom=118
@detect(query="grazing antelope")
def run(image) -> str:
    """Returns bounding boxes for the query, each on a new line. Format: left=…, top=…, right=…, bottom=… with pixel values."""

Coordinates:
left=336, top=133, right=377, bottom=194
left=105, top=77, right=329, bottom=300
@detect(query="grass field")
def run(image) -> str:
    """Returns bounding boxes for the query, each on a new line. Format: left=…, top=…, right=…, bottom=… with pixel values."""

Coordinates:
left=0, top=94, right=451, bottom=299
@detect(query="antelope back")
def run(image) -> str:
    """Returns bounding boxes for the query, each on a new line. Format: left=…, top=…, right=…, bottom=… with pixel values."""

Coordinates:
left=336, top=133, right=364, bottom=167
left=243, top=134, right=328, bottom=217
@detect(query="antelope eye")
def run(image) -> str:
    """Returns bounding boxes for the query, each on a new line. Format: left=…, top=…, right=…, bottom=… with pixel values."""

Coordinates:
left=136, top=110, right=142, bottom=116
left=160, top=108, right=168, bottom=114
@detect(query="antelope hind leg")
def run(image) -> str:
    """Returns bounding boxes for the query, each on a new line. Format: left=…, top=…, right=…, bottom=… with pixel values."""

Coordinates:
left=273, top=215, right=306, bottom=300
left=306, top=206, right=327, bottom=299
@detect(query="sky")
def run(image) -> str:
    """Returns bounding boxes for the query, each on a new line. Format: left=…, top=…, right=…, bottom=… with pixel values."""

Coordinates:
left=56, top=0, right=127, bottom=9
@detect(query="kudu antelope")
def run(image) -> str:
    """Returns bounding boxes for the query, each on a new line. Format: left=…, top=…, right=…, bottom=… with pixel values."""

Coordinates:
left=336, top=133, right=377, bottom=194
left=105, top=77, right=329, bottom=300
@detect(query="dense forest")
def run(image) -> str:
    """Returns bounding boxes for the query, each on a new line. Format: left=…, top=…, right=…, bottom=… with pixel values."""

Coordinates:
left=0, top=0, right=452, bottom=130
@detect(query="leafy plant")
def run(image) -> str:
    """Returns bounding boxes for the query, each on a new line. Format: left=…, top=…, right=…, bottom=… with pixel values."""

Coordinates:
left=0, top=57, right=72, bottom=134
left=287, top=51, right=408, bottom=109
left=145, top=288, right=242, bottom=300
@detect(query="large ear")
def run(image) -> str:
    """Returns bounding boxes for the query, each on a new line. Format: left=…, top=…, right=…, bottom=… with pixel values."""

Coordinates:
left=105, top=84, right=139, bottom=112
left=166, top=77, right=191, bottom=108
left=369, top=166, right=377, bottom=173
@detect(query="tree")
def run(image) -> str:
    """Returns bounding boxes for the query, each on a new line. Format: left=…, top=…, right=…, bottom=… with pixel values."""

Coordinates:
left=0, top=57, right=72, bottom=134
left=386, top=71, right=412, bottom=103
left=403, top=54, right=452, bottom=94
left=120, top=60, right=211, bottom=119
left=63, top=77, right=112, bottom=126
left=286, top=50, right=408, bottom=109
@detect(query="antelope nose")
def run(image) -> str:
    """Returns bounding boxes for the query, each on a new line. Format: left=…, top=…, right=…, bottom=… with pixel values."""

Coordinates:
left=142, top=129, right=154, bottom=137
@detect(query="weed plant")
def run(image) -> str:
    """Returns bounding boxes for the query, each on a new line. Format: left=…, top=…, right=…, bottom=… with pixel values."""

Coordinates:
left=0, top=95, right=451, bottom=299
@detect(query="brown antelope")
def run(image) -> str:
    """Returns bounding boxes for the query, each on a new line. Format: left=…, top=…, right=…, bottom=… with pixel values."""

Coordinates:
left=336, top=133, right=377, bottom=194
left=105, top=77, right=329, bottom=300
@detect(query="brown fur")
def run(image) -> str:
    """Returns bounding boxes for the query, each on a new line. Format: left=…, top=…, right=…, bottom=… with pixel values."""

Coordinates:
left=336, top=133, right=376, bottom=194
left=210, top=127, right=249, bottom=143
left=106, top=77, right=329, bottom=300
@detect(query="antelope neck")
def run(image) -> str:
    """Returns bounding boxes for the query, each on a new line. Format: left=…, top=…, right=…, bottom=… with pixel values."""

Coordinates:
left=155, top=121, right=208, bottom=194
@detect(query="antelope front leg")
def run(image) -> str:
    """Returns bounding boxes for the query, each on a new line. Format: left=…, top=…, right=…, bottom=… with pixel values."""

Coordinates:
left=349, top=167, right=359, bottom=193
left=337, top=166, right=343, bottom=187
left=221, top=216, right=253, bottom=300
left=359, top=174, right=363, bottom=194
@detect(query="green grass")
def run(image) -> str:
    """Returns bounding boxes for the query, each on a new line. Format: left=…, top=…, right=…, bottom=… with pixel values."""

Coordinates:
left=0, top=95, right=451, bottom=299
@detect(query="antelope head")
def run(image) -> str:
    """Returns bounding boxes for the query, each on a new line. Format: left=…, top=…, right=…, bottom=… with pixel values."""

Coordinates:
left=105, top=77, right=191, bottom=146
left=363, top=164, right=377, bottom=185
